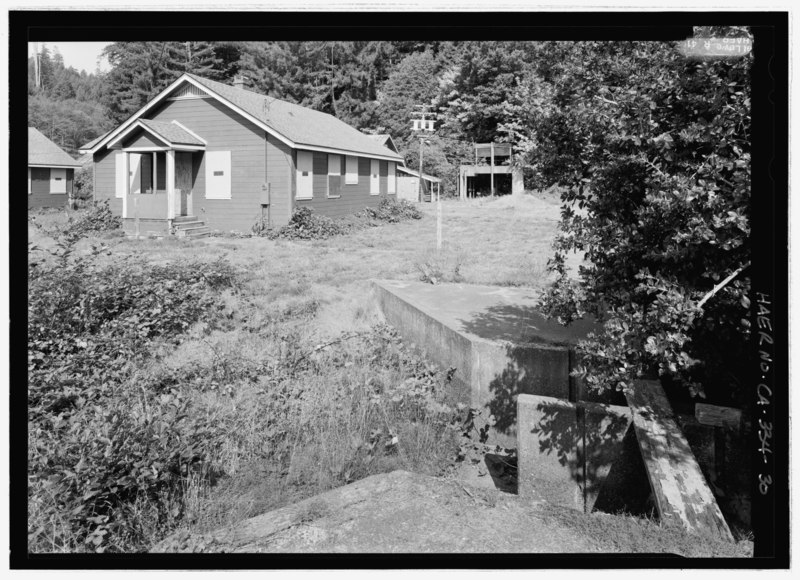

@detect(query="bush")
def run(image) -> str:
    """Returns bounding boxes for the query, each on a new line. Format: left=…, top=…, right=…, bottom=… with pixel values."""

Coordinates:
left=361, top=197, right=423, bottom=223
left=264, top=206, right=354, bottom=240
left=415, top=243, right=468, bottom=285
left=260, top=199, right=422, bottom=241
left=73, top=166, right=93, bottom=203
left=28, top=234, right=239, bottom=552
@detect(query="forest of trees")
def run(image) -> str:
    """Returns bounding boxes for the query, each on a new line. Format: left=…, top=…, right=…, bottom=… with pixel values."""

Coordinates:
left=28, top=37, right=753, bottom=403
left=27, top=40, right=543, bottom=192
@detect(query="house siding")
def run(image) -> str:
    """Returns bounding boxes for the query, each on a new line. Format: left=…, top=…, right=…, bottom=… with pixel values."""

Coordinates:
left=296, top=153, right=386, bottom=218
left=122, top=130, right=168, bottom=149
left=266, top=133, right=293, bottom=227
left=28, top=167, right=73, bottom=209
left=93, top=148, right=123, bottom=215
left=147, top=97, right=265, bottom=232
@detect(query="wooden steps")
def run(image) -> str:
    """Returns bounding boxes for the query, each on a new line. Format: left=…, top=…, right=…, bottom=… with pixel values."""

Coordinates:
left=172, top=216, right=210, bottom=239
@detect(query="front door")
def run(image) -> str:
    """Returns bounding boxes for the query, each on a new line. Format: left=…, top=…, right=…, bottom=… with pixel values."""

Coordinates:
left=175, top=152, right=193, bottom=216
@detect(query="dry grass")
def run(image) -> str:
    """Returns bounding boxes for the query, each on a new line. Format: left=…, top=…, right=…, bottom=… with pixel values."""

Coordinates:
left=28, top=194, right=581, bottom=551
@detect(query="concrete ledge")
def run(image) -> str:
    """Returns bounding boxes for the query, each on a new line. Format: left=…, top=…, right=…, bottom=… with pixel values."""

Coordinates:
left=372, top=280, right=589, bottom=446
left=517, top=394, right=632, bottom=512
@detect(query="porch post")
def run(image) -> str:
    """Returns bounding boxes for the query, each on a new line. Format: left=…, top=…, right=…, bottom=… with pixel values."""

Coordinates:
left=166, top=149, right=176, bottom=223
left=121, top=152, right=129, bottom=219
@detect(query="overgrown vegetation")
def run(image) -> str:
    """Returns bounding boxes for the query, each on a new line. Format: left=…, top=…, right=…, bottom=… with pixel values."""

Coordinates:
left=28, top=207, right=470, bottom=552
left=517, top=34, right=753, bottom=406
left=259, top=197, right=422, bottom=240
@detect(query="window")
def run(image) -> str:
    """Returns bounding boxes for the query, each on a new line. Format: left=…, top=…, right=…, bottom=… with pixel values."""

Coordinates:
left=370, top=159, right=380, bottom=195
left=345, top=155, right=358, bottom=185
left=327, top=154, right=341, bottom=198
left=388, top=162, right=396, bottom=194
left=296, top=151, right=313, bottom=199
left=205, top=151, right=232, bottom=199
left=50, top=168, right=67, bottom=194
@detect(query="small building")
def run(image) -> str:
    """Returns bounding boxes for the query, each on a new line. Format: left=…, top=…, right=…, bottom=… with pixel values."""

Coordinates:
left=83, top=73, right=404, bottom=236
left=28, top=127, right=82, bottom=209
left=459, top=142, right=523, bottom=199
left=396, top=166, right=441, bottom=202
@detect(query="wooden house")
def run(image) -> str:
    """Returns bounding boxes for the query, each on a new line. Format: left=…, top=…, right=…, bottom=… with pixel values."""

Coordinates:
left=28, top=127, right=82, bottom=209
left=84, top=74, right=404, bottom=237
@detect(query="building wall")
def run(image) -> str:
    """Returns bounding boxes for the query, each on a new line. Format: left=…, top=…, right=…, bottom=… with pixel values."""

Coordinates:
left=28, top=167, right=73, bottom=209
left=266, top=133, right=294, bottom=228
left=93, top=148, right=124, bottom=215
left=93, top=94, right=268, bottom=232
left=296, top=152, right=390, bottom=218
left=148, top=97, right=266, bottom=232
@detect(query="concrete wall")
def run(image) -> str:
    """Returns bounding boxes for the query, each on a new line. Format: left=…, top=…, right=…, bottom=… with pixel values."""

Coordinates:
left=517, top=394, right=633, bottom=513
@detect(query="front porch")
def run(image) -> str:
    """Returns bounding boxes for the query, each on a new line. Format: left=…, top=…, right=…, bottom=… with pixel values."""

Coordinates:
left=111, top=119, right=209, bottom=237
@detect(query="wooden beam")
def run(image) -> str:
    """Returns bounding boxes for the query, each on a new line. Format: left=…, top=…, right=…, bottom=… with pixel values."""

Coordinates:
left=695, top=403, right=742, bottom=431
left=626, top=380, right=733, bottom=541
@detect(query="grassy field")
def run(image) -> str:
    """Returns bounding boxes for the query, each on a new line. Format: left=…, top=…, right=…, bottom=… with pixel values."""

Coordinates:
left=29, top=193, right=752, bottom=557
left=28, top=193, right=576, bottom=552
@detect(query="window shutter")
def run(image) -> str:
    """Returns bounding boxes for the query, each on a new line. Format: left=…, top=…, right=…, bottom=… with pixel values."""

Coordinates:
left=370, top=159, right=379, bottom=194
left=205, top=151, right=232, bottom=199
left=328, top=154, right=341, bottom=198
left=388, top=162, right=396, bottom=194
left=296, top=151, right=313, bottom=199
left=345, top=156, right=358, bottom=185
left=115, top=152, right=126, bottom=198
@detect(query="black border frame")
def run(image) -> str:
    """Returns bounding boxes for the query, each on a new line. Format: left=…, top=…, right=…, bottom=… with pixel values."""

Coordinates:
left=9, top=9, right=789, bottom=570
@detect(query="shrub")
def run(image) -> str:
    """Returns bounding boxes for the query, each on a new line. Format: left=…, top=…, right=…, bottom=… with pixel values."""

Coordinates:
left=257, top=198, right=423, bottom=241
left=264, top=206, right=354, bottom=240
left=27, top=235, right=239, bottom=552
left=73, top=166, right=93, bottom=203
left=361, top=197, right=423, bottom=223
left=415, top=243, right=468, bottom=284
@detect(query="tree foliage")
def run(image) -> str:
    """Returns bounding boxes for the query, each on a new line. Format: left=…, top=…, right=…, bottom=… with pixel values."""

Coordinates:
left=524, top=39, right=752, bottom=404
left=28, top=44, right=112, bottom=154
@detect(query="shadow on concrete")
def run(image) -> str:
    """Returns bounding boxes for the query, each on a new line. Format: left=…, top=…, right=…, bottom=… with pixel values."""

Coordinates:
left=531, top=401, right=652, bottom=515
left=458, top=302, right=598, bottom=345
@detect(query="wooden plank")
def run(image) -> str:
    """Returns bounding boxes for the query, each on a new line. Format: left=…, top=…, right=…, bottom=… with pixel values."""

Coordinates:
left=626, top=380, right=733, bottom=541
left=695, top=403, right=742, bottom=431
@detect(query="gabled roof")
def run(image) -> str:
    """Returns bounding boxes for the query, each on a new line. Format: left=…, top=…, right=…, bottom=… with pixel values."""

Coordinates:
left=365, top=133, right=399, bottom=153
left=106, top=119, right=206, bottom=149
left=90, top=73, right=402, bottom=162
left=78, top=131, right=109, bottom=153
left=29, top=127, right=81, bottom=168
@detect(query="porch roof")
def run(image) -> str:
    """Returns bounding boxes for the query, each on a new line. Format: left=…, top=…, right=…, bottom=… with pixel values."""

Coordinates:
left=107, top=119, right=206, bottom=150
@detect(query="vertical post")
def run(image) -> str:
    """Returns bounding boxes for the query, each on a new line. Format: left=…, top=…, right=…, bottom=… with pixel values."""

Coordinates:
left=490, top=142, right=495, bottom=198
left=418, top=137, right=424, bottom=203
left=121, top=152, right=129, bottom=219
left=436, top=183, right=442, bottom=251
left=166, top=149, right=176, bottom=223
left=152, top=152, right=157, bottom=193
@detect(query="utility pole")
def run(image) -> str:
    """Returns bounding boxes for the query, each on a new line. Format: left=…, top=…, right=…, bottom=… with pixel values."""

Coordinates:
left=411, top=105, right=442, bottom=250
